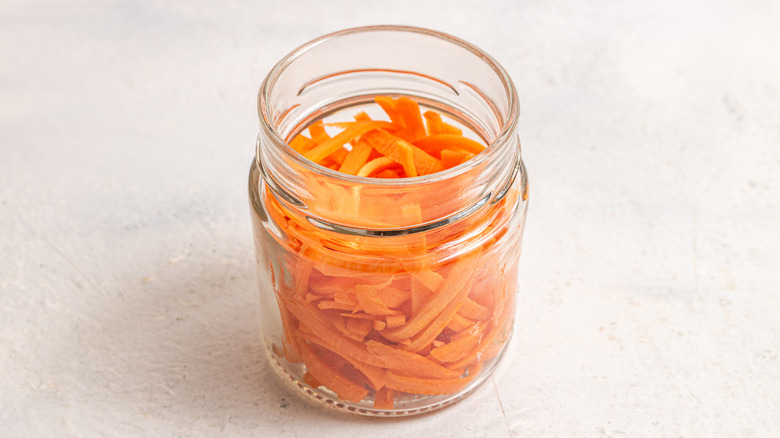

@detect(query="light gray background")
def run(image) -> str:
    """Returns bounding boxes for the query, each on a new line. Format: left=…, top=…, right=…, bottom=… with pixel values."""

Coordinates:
left=2, top=0, right=778, bottom=436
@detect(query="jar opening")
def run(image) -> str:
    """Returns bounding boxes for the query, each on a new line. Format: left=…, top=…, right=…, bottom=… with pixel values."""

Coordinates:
left=255, top=25, right=523, bottom=232
left=258, top=25, right=519, bottom=187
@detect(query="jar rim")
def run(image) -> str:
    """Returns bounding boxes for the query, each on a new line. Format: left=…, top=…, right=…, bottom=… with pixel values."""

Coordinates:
left=258, top=25, right=519, bottom=187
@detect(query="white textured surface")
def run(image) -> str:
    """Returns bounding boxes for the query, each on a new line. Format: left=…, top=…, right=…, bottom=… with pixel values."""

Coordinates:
left=2, top=0, right=779, bottom=436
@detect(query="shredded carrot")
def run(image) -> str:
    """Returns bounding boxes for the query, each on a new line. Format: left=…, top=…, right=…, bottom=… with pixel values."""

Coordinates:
left=414, top=134, right=486, bottom=157
left=385, top=362, right=483, bottom=396
left=423, top=110, right=463, bottom=136
left=373, top=387, right=394, bottom=410
left=365, top=340, right=462, bottom=380
left=338, top=141, right=373, bottom=175
left=356, top=156, right=397, bottom=177
left=264, top=95, right=518, bottom=408
left=298, top=340, right=369, bottom=403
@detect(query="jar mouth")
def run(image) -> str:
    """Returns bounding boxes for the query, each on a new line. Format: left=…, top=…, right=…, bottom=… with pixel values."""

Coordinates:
left=257, top=25, right=519, bottom=187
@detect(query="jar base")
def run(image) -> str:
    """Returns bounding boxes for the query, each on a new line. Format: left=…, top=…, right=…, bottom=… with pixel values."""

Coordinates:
left=261, top=333, right=513, bottom=417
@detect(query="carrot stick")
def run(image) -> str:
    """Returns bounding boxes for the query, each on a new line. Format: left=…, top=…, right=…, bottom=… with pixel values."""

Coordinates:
left=385, top=314, right=406, bottom=329
left=446, top=312, right=474, bottom=333
left=303, top=371, right=322, bottom=388
left=429, top=326, right=481, bottom=362
left=362, top=129, right=442, bottom=176
left=374, top=169, right=401, bottom=178
left=361, top=130, right=417, bottom=177
left=304, top=121, right=392, bottom=164
left=373, top=387, right=394, bottom=410
left=286, top=300, right=386, bottom=367
left=289, top=134, right=315, bottom=154
left=308, top=120, right=330, bottom=144
left=458, top=297, right=492, bottom=321
left=423, top=110, right=463, bottom=136
left=414, top=134, right=486, bottom=156
left=298, top=341, right=369, bottom=403
left=338, top=141, right=373, bottom=175
left=382, top=250, right=481, bottom=342
left=399, top=269, right=476, bottom=353
left=385, top=362, right=483, bottom=395
left=441, top=149, right=470, bottom=169
left=365, top=341, right=462, bottom=379
left=356, top=156, right=397, bottom=177
left=392, top=96, right=427, bottom=142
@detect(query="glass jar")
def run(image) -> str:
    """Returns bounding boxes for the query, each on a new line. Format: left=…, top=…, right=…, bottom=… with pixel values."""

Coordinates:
left=249, top=25, right=528, bottom=416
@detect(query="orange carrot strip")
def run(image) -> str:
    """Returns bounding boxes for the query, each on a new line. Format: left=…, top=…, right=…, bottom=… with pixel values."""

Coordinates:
left=414, top=134, right=486, bottom=156
left=382, top=251, right=481, bottom=342
left=373, top=320, right=387, bottom=331
left=376, top=286, right=409, bottom=308
left=458, top=297, right=492, bottom=321
left=289, top=134, right=315, bottom=154
left=356, top=156, right=397, bottom=177
left=429, top=328, right=481, bottom=363
left=375, top=96, right=402, bottom=126
left=409, top=269, right=444, bottom=293
left=363, top=129, right=442, bottom=176
left=375, top=169, right=401, bottom=178
left=400, top=270, right=476, bottom=353
left=298, top=341, right=369, bottom=403
left=423, top=110, right=463, bottom=136
left=329, top=146, right=349, bottom=166
left=362, top=130, right=417, bottom=177
left=338, top=141, right=373, bottom=175
left=286, top=300, right=386, bottom=367
left=354, top=111, right=372, bottom=122
left=303, top=371, right=322, bottom=388
left=446, top=308, right=512, bottom=371
left=373, top=387, right=394, bottom=410
left=346, top=317, right=373, bottom=340
left=385, top=363, right=482, bottom=395
left=423, top=110, right=442, bottom=135
left=317, top=300, right=358, bottom=311
left=440, top=121, right=463, bottom=135
left=304, top=121, right=392, bottom=164
left=308, top=120, right=330, bottom=144
left=441, top=149, right=470, bottom=169
left=410, top=278, right=432, bottom=316
left=393, top=96, right=427, bottom=142
left=385, top=314, right=406, bottom=329
left=446, top=312, right=474, bottom=333
left=301, top=329, right=387, bottom=390
left=340, top=312, right=381, bottom=320
left=365, top=341, right=462, bottom=379
left=356, top=292, right=401, bottom=316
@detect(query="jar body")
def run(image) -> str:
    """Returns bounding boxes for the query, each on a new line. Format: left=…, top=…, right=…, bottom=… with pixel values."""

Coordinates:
left=249, top=26, right=528, bottom=415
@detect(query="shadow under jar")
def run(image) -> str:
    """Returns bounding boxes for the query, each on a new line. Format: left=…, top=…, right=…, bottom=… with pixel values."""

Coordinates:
left=249, top=25, right=528, bottom=416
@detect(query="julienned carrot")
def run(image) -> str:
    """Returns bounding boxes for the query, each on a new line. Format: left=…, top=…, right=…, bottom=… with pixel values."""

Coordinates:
left=267, top=96, right=516, bottom=407
left=423, top=110, right=463, bottom=136
left=298, top=340, right=369, bottom=403
left=373, top=387, right=394, bottom=410
left=361, top=130, right=419, bottom=177
left=381, top=249, right=481, bottom=342
left=303, top=121, right=393, bottom=163
left=338, top=141, right=373, bottom=175
left=365, top=340, right=463, bottom=380
left=356, top=156, right=397, bottom=178
left=385, top=362, right=483, bottom=396
left=414, top=134, right=486, bottom=157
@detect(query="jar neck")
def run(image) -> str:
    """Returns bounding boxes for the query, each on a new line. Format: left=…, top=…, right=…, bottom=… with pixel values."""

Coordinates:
left=256, top=128, right=521, bottom=236
left=255, top=25, right=522, bottom=234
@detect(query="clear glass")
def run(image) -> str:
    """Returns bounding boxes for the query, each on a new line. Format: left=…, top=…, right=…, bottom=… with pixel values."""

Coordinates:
left=249, top=25, right=528, bottom=416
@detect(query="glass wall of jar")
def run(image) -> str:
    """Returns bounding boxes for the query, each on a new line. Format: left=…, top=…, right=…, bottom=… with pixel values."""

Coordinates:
left=249, top=26, right=528, bottom=416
